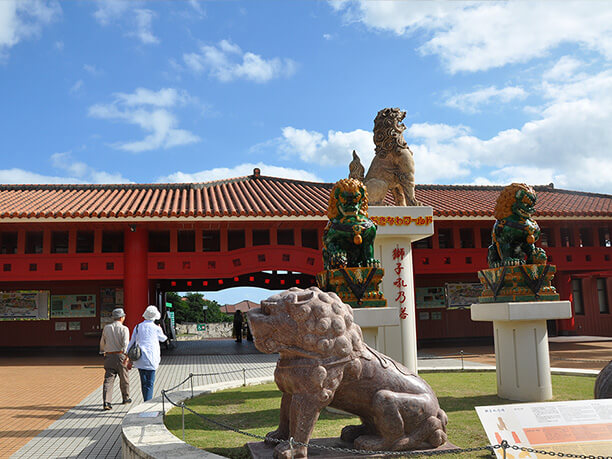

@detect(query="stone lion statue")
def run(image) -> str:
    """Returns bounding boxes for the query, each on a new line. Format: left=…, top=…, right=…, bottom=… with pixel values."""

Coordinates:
left=247, top=287, right=448, bottom=458
left=350, top=108, right=420, bottom=206
left=322, top=178, right=379, bottom=270
left=487, top=183, right=548, bottom=268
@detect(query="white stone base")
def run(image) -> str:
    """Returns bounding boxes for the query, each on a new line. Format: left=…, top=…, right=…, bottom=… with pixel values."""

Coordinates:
left=353, top=307, right=398, bottom=351
left=471, top=301, right=572, bottom=402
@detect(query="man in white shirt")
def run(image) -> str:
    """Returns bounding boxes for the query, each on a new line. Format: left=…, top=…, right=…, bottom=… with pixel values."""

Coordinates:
left=99, top=308, right=131, bottom=410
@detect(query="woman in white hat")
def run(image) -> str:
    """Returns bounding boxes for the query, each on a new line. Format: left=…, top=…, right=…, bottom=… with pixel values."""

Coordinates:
left=126, top=305, right=168, bottom=401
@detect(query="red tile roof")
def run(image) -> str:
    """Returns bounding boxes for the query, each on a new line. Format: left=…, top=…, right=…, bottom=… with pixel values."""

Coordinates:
left=0, top=174, right=610, bottom=219
left=417, top=184, right=612, bottom=218
left=221, top=300, right=259, bottom=314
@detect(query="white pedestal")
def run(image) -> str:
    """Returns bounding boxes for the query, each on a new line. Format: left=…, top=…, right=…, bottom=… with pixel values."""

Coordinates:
left=471, top=301, right=572, bottom=401
left=369, top=206, right=434, bottom=373
left=353, top=307, right=398, bottom=351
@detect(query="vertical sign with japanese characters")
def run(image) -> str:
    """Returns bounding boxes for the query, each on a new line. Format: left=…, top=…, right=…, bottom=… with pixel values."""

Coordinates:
left=393, top=246, right=409, bottom=321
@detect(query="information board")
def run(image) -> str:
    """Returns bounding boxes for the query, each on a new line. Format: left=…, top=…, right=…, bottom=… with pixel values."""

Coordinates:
left=476, top=399, right=612, bottom=458
left=0, top=290, right=49, bottom=320
left=415, top=287, right=446, bottom=309
left=51, top=294, right=96, bottom=318
left=446, top=282, right=483, bottom=309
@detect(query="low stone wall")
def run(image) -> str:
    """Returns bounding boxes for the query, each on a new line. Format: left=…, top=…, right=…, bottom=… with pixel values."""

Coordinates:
left=121, top=377, right=273, bottom=458
left=175, top=322, right=233, bottom=340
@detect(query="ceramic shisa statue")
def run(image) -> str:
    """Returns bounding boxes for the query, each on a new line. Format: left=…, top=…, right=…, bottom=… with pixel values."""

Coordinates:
left=479, top=183, right=559, bottom=302
left=315, top=177, right=386, bottom=308
left=247, top=287, right=448, bottom=459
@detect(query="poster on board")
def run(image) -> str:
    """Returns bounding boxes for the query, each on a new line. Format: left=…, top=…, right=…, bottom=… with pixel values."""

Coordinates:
left=0, top=290, right=50, bottom=320
left=415, top=287, right=446, bottom=309
left=51, top=295, right=96, bottom=318
left=476, top=399, right=612, bottom=458
left=446, top=283, right=483, bottom=309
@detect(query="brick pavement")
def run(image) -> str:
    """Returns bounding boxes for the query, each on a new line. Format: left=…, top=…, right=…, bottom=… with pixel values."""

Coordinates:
left=0, top=354, right=103, bottom=457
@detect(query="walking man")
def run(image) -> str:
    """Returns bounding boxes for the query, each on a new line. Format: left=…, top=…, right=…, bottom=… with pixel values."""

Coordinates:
left=100, top=308, right=131, bottom=410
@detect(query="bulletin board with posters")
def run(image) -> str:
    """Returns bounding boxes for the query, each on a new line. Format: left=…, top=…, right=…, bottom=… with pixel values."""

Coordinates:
left=415, top=287, right=446, bottom=309
left=50, top=294, right=96, bottom=318
left=445, top=283, right=483, bottom=309
left=0, top=290, right=50, bottom=320
left=100, top=288, right=124, bottom=328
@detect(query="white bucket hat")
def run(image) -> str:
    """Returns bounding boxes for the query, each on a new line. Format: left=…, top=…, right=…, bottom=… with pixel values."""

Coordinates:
left=143, top=305, right=160, bottom=321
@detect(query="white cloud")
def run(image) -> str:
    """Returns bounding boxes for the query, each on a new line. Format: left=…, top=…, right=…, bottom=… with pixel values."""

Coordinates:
left=0, top=0, right=60, bottom=57
left=159, top=163, right=322, bottom=183
left=93, top=1, right=159, bottom=45
left=0, top=154, right=132, bottom=184
left=404, top=68, right=612, bottom=192
left=183, top=39, right=297, bottom=83
left=70, top=80, right=84, bottom=94
left=129, top=9, right=158, bottom=45
left=274, top=127, right=374, bottom=167
left=188, top=0, right=205, bottom=17
left=51, top=152, right=132, bottom=183
left=88, top=87, right=200, bottom=153
left=543, top=56, right=584, bottom=82
left=93, top=0, right=129, bottom=26
left=0, top=168, right=78, bottom=184
left=83, top=64, right=102, bottom=75
left=407, top=123, right=469, bottom=142
left=445, top=86, right=527, bottom=114
left=115, top=87, right=191, bottom=107
left=332, top=1, right=612, bottom=73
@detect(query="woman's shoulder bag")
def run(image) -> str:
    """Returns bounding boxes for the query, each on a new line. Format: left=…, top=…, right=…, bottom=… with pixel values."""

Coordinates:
left=127, top=324, right=142, bottom=361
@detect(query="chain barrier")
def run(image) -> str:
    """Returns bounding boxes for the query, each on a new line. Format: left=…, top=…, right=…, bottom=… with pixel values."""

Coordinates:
left=158, top=362, right=610, bottom=459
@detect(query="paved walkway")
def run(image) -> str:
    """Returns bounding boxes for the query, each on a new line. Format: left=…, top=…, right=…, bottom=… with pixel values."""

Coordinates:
left=2, top=337, right=609, bottom=459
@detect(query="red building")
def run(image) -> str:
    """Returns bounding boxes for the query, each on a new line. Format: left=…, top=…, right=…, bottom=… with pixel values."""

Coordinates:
left=1, top=172, right=610, bottom=348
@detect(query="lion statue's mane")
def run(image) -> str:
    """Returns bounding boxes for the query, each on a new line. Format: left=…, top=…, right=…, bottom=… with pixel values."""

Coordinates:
left=493, top=182, right=535, bottom=220
left=487, top=182, right=547, bottom=267
left=247, top=287, right=448, bottom=458
left=351, top=108, right=420, bottom=207
left=327, top=178, right=369, bottom=220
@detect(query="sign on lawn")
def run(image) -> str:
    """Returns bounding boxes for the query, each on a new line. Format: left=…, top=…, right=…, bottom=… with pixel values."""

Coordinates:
left=476, top=399, right=612, bottom=458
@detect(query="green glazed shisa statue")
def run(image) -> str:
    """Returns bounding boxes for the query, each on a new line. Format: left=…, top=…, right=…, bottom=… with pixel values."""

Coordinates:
left=487, top=183, right=548, bottom=268
left=317, top=178, right=386, bottom=307
left=479, top=183, right=559, bottom=303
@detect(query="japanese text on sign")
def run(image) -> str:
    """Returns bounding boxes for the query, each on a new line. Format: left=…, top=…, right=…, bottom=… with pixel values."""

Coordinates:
left=393, top=245, right=408, bottom=317
left=371, top=216, right=433, bottom=227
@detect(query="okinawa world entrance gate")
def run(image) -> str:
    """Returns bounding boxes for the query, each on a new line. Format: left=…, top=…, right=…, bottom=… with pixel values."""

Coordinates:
left=1, top=169, right=612, bottom=348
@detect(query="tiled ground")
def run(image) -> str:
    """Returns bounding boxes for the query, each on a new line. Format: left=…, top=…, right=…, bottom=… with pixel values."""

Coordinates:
left=0, top=354, right=104, bottom=457
left=6, top=344, right=278, bottom=459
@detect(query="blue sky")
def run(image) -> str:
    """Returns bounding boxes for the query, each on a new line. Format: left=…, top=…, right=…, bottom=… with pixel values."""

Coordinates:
left=2, top=0, right=612, bottom=193
left=2, top=1, right=612, bottom=304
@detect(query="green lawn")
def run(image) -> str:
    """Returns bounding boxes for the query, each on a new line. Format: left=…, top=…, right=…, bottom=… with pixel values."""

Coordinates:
left=164, top=372, right=595, bottom=458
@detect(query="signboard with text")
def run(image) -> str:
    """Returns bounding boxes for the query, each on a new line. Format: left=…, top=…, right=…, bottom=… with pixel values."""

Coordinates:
left=0, top=290, right=50, bottom=320
left=415, top=287, right=446, bottom=309
left=476, top=399, right=612, bottom=458
left=446, top=282, right=483, bottom=309
left=51, top=294, right=96, bottom=318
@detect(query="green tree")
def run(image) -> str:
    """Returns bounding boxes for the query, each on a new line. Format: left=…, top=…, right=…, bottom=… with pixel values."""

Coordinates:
left=166, top=292, right=232, bottom=323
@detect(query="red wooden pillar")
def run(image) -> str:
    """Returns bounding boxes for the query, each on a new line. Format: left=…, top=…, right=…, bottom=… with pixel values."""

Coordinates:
left=556, top=272, right=574, bottom=332
left=124, top=226, right=149, bottom=331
